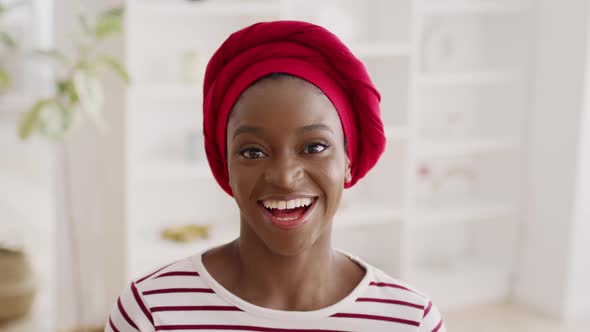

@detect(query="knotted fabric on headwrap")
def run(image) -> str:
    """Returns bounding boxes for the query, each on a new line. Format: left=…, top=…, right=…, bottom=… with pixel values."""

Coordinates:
left=203, top=20, right=386, bottom=196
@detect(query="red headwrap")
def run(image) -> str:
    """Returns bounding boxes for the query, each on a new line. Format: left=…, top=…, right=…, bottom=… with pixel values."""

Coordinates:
left=203, top=20, right=386, bottom=196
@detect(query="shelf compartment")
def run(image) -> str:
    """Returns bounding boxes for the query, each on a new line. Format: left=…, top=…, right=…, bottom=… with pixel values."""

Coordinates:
left=281, top=0, right=412, bottom=46
left=418, top=82, right=527, bottom=142
left=417, top=70, right=525, bottom=86
left=411, top=200, right=513, bottom=226
left=417, top=137, right=521, bottom=158
left=407, top=257, right=512, bottom=310
left=343, top=141, right=406, bottom=209
left=420, top=15, right=531, bottom=73
left=129, top=221, right=239, bottom=278
left=334, top=204, right=403, bottom=229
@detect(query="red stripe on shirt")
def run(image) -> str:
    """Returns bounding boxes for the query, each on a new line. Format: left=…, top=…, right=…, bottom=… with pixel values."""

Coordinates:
left=131, top=282, right=154, bottom=325
left=154, top=325, right=346, bottom=331
left=356, top=297, right=424, bottom=310
left=143, top=288, right=215, bottom=296
left=423, top=300, right=432, bottom=318
left=118, top=297, right=139, bottom=330
left=154, top=271, right=200, bottom=279
left=432, top=319, right=443, bottom=332
left=369, top=281, right=415, bottom=293
left=109, top=317, right=120, bottom=332
left=136, top=261, right=177, bottom=284
left=331, top=313, right=420, bottom=327
left=151, top=305, right=242, bottom=312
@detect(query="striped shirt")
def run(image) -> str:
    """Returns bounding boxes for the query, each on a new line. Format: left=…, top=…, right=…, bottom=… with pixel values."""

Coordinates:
left=106, top=250, right=445, bottom=332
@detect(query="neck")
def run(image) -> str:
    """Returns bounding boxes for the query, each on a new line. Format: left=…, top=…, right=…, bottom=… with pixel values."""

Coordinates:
left=232, top=221, right=338, bottom=311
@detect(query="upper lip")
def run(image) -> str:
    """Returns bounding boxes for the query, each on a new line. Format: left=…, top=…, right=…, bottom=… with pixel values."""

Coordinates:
left=258, top=194, right=318, bottom=201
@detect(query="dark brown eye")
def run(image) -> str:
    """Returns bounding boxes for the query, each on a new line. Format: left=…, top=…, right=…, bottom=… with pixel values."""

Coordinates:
left=303, top=143, right=329, bottom=154
left=240, top=147, right=266, bottom=159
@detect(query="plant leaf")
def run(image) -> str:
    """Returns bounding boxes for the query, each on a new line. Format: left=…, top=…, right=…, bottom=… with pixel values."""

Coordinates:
left=98, top=54, right=130, bottom=83
left=94, top=6, right=124, bottom=39
left=39, top=102, right=73, bottom=140
left=0, top=66, right=10, bottom=89
left=18, top=99, right=54, bottom=140
left=79, top=14, right=94, bottom=36
left=0, top=31, right=17, bottom=48
left=32, top=49, right=68, bottom=64
left=57, top=79, right=79, bottom=104
left=73, top=68, right=104, bottom=120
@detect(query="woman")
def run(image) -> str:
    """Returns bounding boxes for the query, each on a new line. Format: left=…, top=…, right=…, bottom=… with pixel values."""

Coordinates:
left=107, top=21, right=445, bottom=332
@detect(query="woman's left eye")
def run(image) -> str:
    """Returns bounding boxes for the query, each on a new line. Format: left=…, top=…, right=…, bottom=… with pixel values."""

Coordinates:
left=303, top=143, right=329, bottom=154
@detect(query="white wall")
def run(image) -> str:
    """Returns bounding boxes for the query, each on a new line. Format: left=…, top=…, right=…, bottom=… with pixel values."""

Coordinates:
left=515, top=0, right=590, bottom=320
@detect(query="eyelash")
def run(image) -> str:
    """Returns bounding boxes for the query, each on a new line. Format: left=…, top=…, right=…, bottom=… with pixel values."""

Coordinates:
left=239, top=143, right=330, bottom=159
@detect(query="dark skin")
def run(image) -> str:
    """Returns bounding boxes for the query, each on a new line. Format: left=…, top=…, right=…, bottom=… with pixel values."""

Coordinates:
left=202, top=75, right=365, bottom=311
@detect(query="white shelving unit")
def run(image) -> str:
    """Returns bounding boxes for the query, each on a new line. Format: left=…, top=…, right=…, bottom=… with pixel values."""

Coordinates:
left=126, top=0, right=533, bottom=311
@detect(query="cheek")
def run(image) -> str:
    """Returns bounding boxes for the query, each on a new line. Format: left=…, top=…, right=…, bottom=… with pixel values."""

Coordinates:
left=310, top=155, right=347, bottom=200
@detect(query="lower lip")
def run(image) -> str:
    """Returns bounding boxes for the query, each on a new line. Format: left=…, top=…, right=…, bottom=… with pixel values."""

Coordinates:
left=259, top=199, right=316, bottom=230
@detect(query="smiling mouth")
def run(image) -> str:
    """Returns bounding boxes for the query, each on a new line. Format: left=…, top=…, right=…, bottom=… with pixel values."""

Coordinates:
left=258, top=197, right=317, bottom=229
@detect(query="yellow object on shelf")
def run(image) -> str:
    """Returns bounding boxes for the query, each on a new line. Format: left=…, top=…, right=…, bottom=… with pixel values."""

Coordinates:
left=161, top=224, right=211, bottom=243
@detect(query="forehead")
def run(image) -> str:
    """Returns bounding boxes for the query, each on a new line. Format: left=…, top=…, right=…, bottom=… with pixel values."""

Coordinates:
left=227, top=76, right=343, bottom=132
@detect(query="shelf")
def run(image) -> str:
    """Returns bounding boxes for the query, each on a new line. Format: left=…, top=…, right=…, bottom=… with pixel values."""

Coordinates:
left=417, top=137, right=521, bottom=158
left=132, top=160, right=211, bottom=183
left=129, top=222, right=239, bottom=278
left=408, top=257, right=511, bottom=310
left=423, top=1, right=532, bottom=15
left=417, top=71, right=525, bottom=87
left=350, top=43, right=412, bottom=58
left=132, top=0, right=281, bottom=17
left=334, top=205, right=403, bottom=229
left=411, top=200, right=513, bottom=226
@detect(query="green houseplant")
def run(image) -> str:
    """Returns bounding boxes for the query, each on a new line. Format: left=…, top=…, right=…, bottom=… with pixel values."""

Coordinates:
left=14, top=5, right=129, bottom=332
left=19, top=6, right=129, bottom=141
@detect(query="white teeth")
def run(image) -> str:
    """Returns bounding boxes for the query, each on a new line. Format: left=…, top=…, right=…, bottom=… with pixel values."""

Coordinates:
left=262, top=197, right=313, bottom=210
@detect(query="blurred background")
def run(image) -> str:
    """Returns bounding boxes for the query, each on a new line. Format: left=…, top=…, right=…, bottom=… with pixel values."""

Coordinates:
left=1, top=0, right=589, bottom=331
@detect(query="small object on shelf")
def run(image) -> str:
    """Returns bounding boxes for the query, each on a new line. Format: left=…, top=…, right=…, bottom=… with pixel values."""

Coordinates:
left=161, top=224, right=211, bottom=243
left=416, top=158, right=478, bottom=207
left=422, top=17, right=485, bottom=72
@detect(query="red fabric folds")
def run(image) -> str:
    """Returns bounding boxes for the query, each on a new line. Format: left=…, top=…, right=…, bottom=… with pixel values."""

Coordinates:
left=203, top=20, right=386, bottom=196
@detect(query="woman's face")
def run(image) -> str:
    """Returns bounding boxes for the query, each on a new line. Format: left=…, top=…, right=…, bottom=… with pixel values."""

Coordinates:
left=226, top=76, right=351, bottom=256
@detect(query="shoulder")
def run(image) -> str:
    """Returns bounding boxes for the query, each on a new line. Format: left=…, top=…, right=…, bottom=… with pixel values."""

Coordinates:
left=362, top=263, right=447, bottom=332
left=106, top=255, right=206, bottom=332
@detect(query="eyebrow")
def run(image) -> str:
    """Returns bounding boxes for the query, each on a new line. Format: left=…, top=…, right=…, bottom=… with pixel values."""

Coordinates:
left=232, top=123, right=334, bottom=141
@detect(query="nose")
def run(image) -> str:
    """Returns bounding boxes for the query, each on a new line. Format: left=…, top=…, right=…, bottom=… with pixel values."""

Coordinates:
left=264, top=152, right=304, bottom=189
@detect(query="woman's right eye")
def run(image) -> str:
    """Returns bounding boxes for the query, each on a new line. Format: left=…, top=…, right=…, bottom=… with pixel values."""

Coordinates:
left=240, top=147, right=266, bottom=159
